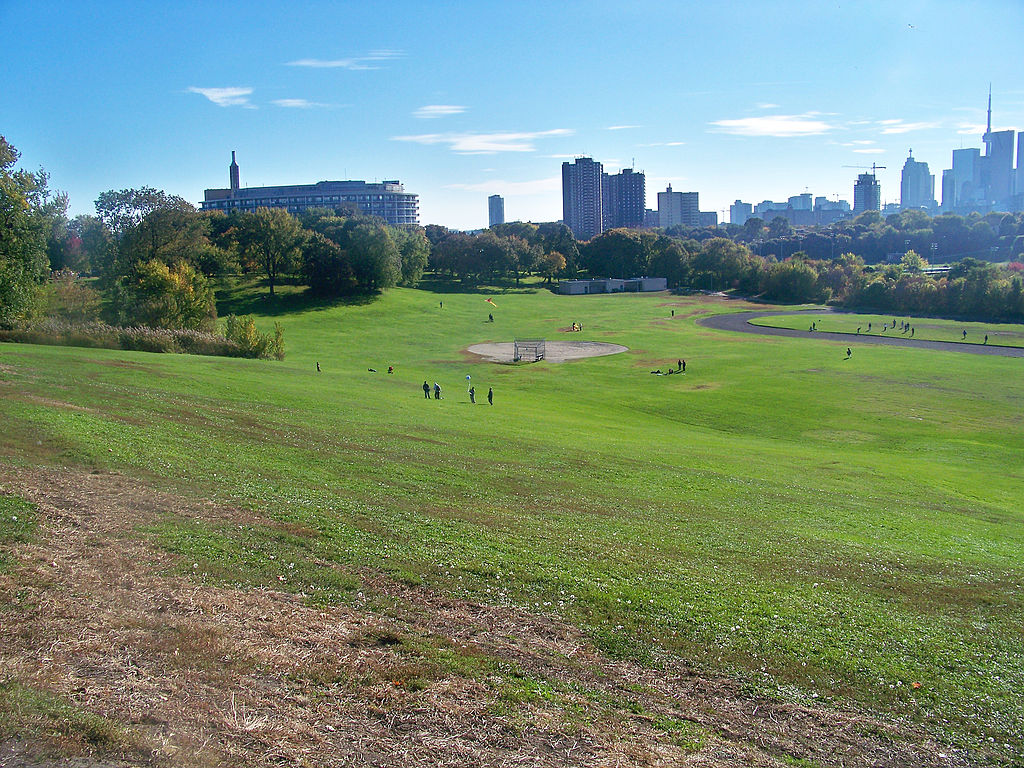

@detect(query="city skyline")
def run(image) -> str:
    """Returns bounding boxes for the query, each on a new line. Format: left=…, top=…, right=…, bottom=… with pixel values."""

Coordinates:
left=3, top=1, right=1024, bottom=230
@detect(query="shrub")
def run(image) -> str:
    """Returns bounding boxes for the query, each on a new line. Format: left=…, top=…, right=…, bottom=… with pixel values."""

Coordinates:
left=223, top=315, right=285, bottom=360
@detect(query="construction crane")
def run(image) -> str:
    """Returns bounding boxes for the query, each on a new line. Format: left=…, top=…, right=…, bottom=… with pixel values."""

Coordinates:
left=842, top=163, right=887, bottom=176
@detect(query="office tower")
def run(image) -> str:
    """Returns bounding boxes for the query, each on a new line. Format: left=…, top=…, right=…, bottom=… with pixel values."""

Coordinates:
left=657, top=185, right=699, bottom=229
left=899, top=150, right=935, bottom=210
left=562, top=157, right=604, bottom=240
left=730, top=200, right=752, bottom=225
left=602, top=168, right=646, bottom=229
left=488, top=195, right=505, bottom=227
left=951, top=148, right=982, bottom=209
left=202, top=154, right=419, bottom=225
left=1018, top=133, right=1024, bottom=196
left=853, top=173, right=881, bottom=213
left=941, top=169, right=956, bottom=211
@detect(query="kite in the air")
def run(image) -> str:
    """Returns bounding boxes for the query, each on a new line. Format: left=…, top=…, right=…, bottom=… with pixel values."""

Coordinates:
left=485, top=297, right=497, bottom=307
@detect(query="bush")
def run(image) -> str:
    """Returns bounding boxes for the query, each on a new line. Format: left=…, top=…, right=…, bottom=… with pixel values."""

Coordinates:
left=223, top=315, right=285, bottom=360
left=0, top=318, right=280, bottom=359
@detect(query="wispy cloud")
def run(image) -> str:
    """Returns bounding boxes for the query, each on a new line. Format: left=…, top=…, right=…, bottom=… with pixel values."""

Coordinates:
left=757, top=103, right=780, bottom=109
left=853, top=148, right=886, bottom=154
left=286, top=50, right=403, bottom=70
left=445, top=176, right=561, bottom=195
left=392, top=128, right=573, bottom=154
left=638, top=141, right=685, bottom=147
left=607, top=124, right=641, bottom=131
left=878, top=119, right=938, bottom=134
left=957, top=122, right=986, bottom=135
left=272, top=98, right=331, bottom=108
left=710, top=113, right=834, bottom=137
left=414, top=104, right=466, bottom=119
left=188, top=86, right=254, bottom=108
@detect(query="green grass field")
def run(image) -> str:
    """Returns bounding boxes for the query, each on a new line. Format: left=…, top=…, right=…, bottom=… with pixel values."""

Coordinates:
left=750, top=311, right=1024, bottom=348
left=1, top=282, right=1022, bottom=760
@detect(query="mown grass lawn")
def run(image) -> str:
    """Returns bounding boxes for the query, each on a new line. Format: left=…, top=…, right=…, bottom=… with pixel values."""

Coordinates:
left=751, top=311, right=1024, bottom=347
left=1, top=281, right=1022, bottom=761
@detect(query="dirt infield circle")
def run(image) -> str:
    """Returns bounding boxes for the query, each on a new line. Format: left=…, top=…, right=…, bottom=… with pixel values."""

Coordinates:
left=467, top=340, right=629, bottom=363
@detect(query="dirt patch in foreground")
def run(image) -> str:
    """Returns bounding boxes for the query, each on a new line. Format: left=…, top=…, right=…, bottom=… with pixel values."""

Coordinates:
left=0, top=466, right=968, bottom=767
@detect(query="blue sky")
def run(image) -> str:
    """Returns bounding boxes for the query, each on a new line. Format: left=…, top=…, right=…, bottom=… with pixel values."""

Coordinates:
left=3, top=0, right=1023, bottom=230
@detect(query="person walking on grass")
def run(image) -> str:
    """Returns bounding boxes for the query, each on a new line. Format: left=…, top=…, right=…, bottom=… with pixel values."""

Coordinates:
left=846, top=348, right=852, bottom=358
left=487, top=387, right=493, bottom=405
left=422, top=380, right=430, bottom=399
left=984, top=334, right=988, bottom=344
left=469, top=386, right=476, bottom=404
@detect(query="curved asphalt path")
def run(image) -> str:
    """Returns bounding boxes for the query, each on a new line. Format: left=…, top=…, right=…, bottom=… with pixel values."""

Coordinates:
left=697, top=309, right=1024, bottom=357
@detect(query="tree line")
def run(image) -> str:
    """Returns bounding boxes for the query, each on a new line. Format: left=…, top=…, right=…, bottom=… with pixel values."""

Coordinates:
left=3, top=134, right=1022, bottom=334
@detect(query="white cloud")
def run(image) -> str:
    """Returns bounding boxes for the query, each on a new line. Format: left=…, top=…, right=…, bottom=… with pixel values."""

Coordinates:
left=286, top=50, right=403, bottom=70
left=445, top=176, right=561, bottom=195
left=188, top=86, right=254, bottom=107
left=878, top=120, right=938, bottom=134
left=272, top=98, right=330, bottom=108
left=757, top=103, right=780, bottom=109
left=638, top=141, right=685, bottom=147
left=710, top=113, right=834, bottom=137
left=958, top=122, right=986, bottom=135
left=414, top=104, right=466, bottom=119
left=392, top=128, right=573, bottom=154
left=607, top=124, right=641, bottom=131
left=849, top=140, right=876, bottom=145
left=853, top=148, right=886, bottom=154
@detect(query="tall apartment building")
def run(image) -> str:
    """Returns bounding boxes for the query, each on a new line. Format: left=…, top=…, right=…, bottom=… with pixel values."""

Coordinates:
left=602, top=168, right=646, bottom=230
left=729, top=200, right=752, bottom=225
left=201, top=153, right=419, bottom=225
left=488, top=195, right=505, bottom=227
left=853, top=173, right=881, bottom=213
left=899, top=150, right=935, bottom=210
left=657, top=185, right=699, bottom=229
left=562, top=157, right=604, bottom=240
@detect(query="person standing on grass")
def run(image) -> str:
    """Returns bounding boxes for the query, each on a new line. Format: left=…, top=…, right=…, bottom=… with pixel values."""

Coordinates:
left=677, top=359, right=682, bottom=371
left=434, top=382, right=441, bottom=400
left=681, top=359, right=686, bottom=373
left=469, top=386, right=476, bottom=404
left=423, top=380, right=430, bottom=399
left=317, top=361, right=321, bottom=372
left=963, top=329, right=967, bottom=339
left=488, top=387, right=493, bottom=405
left=846, top=348, right=852, bottom=358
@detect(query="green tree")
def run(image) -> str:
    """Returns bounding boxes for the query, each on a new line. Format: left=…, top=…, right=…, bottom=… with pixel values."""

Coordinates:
left=390, top=226, right=430, bottom=286
left=0, top=137, right=67, bottom=327
left=233, top=208, right=305, bottom=296
left=301, top=232, right=353, bottom=295
left=109, top=259, right=216, bottom=330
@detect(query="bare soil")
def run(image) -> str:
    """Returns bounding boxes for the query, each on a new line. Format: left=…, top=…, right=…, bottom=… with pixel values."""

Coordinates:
left=0, top=466, right=969, bottom=767
left=466, top=341, right=629, bottom=363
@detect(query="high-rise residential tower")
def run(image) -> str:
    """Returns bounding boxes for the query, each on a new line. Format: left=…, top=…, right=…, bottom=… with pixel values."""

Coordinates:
left=601, top=168, right=646, bottom=230
left=562, top=157, right=604, bottom=240
left=657, top=185, right=699, bottom=229
left=488, top=195, right=505, bottom=227
left=853, top=173, right=881, bottom=213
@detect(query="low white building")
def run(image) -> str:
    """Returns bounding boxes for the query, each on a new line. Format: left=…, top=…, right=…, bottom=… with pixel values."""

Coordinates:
left=557, top=277, right=667, bottom=295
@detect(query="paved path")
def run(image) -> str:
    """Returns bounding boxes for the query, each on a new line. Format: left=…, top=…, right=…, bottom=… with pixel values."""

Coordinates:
left=697, top=309, right=1024, bottom=357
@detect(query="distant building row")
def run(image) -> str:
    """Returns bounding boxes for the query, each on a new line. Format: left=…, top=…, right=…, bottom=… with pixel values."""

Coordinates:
left=560, top=157, right=717, bottom=239
left=201, top=153, right=419, bottom=225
